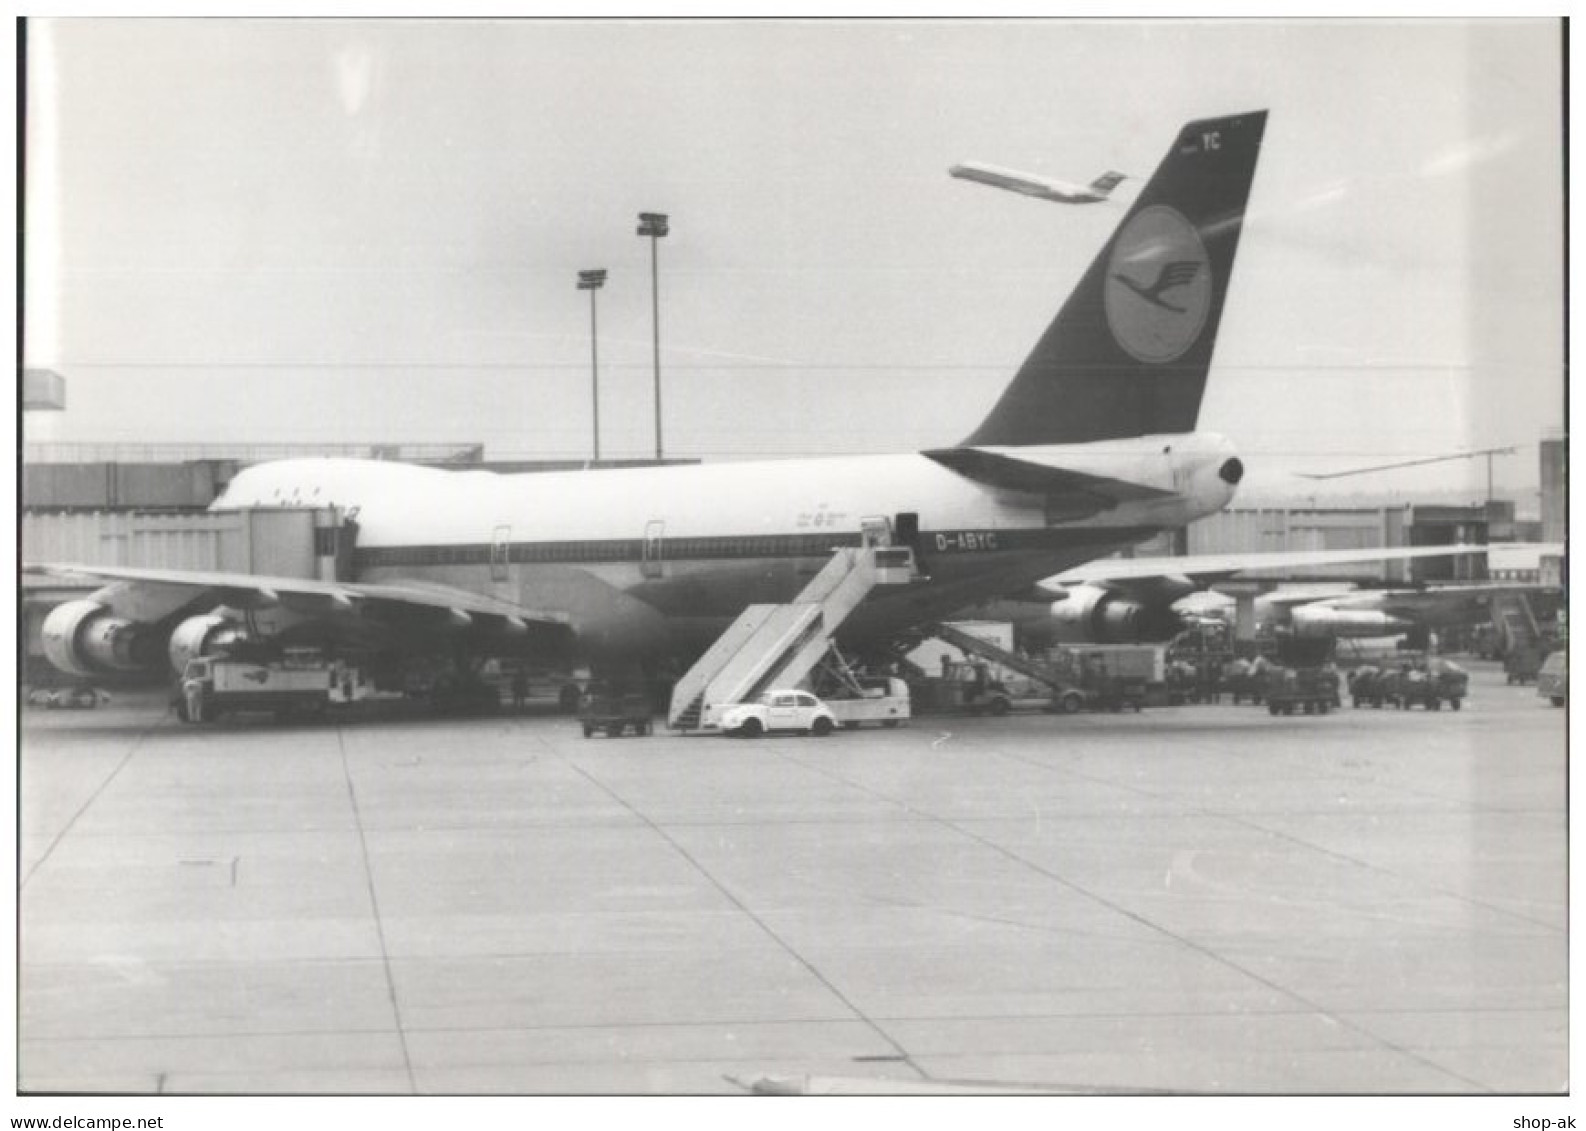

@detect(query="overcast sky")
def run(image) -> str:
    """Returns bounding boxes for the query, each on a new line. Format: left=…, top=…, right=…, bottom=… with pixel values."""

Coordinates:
left=21, top=18, right=1565, bottom=503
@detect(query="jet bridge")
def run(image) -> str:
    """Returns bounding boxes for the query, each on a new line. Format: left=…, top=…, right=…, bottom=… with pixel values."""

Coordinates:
left=667, top=538, right=917, bottom=731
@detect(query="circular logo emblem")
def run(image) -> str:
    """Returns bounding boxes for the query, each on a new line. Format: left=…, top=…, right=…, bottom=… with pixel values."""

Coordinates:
left=1104, top=205, right=1212, bottom=364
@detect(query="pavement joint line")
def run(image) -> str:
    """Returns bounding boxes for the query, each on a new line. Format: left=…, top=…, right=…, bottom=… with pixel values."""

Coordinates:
left=985, top=744, right=1566, bottom=935
left=19, top=670, right=1562, bottom=1094
left=1218, top=812, right=1564, bottom=935
left=565, top=758, right=931, bottom=1084
left=336, top=724, right=418, bottom=1095
left=776, top=748, right=1496, bottom=1094
left=20, top=711, right=166, bottom=890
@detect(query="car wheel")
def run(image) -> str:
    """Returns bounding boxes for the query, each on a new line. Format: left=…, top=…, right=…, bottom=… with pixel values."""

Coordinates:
left=741, top=717, right=763, bottom=738
left=1059, top=692, right=1083, bottom=714
left=988, top=697, right=1010, bottom=717
left=1450, top=699, right=1462, bottom=711
left=1551, top=696, right=1564, bottom=708
left=811, top=716, right=833, bottom=737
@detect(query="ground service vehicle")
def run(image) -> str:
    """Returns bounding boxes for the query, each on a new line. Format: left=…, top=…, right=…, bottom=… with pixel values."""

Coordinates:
left=1046, top=685, right=1095, bottom=714
left=718, top=690, right=838, bottom=738
left=1348, top=666, right=1388, bottom=708
left=27, top=686, right=108, bottom=710
left=1380, top=661, right=1468, bottom=711
left=1262, top=666, right=1338, bottom=716
left=923, top=661, right=1017, bottom=715
left=1166, top=657, right=1224, bottom=704
left=1067, top=651, right=1150, bottom=711
left=1536, top=651, right=1566, bottom=707
left=177, top=655, right=355, bottom=722
left=1504, top=644, right=1547, bottom=685
left=825, top=678, right=911, bottom=729
left=1222, top=657, right=1274, bottom=705
left=577, top=686, right=654, bottom=737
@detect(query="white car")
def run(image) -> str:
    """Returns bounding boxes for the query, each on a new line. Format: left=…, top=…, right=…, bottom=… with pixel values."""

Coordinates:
left=719, top=690, right=838, bottom=738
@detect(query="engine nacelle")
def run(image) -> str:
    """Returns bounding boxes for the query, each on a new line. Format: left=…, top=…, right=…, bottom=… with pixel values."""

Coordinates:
left=167, top=615, right=251, bottom=674
left=1289, top=606, right=1414, bottom=639
left=41, top=600, right=160, bottom=677
left=1048, top=584, right=1187, bottom=644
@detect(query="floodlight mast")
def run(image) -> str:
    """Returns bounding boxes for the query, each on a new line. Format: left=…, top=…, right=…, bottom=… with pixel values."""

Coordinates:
left=636, top=212, right=669, bottom=460
left=576, top=269, right=607, bottom=461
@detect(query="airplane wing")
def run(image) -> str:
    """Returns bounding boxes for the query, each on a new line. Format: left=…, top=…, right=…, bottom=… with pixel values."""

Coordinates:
left=25, top=562, right=573, bottom=638
left=1040, top=543, right=1493, bottom=591
left=922, top=447, right=1174, bottom=509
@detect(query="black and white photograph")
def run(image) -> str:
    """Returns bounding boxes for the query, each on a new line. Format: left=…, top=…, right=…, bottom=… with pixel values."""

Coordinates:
left=15, top=14, right=1569, bottom=1119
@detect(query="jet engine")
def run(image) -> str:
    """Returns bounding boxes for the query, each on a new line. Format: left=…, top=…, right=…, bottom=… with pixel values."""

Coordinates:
left=1048, top=583, right=1188, bottom=644
left=1288, top=606, right=1414, bottom=639
left=41, top=600, right=161, bottom=677
left=166, top=614, right=252, bottom=674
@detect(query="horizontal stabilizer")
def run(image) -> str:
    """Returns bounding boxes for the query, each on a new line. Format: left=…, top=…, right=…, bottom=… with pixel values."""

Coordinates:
left=923, top=447, right=1173, bottom=509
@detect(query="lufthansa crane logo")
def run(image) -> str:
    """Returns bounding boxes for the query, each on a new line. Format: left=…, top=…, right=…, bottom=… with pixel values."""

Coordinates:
left=1104, top=205, right=1212, bottom=364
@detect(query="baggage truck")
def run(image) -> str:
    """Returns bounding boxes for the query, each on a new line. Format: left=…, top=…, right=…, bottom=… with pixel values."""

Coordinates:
left=175, top=654, right=373, bottom=722
left=1060, top=644, right=1166, bottom=684
left=1261, top=665, right=1339, bottom=716
left=1381, top=660, right=1469, bottom=711
left=1059, top=645, right=1160, bottom=710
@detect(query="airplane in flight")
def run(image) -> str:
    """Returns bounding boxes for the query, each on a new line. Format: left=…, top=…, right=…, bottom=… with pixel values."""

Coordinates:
left=36, top=110, right=1272, bottom=700
left=949, top=160, right=1128, bottom=204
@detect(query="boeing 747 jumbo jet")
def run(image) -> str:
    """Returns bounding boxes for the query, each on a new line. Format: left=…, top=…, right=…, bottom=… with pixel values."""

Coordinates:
left=35, top=111, right=1271, bottom=704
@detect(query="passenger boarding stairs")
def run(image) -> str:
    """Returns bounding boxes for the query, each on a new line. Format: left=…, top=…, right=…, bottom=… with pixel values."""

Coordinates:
left=668, top=540, right=917, bottom=731
left=926, top=620, right=1083, bottom=696
left=1491, top=590, right=1543, bottom=655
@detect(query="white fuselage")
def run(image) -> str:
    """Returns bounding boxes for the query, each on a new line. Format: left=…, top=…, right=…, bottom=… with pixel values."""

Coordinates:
left=213, top=433, right=1240, bottom=659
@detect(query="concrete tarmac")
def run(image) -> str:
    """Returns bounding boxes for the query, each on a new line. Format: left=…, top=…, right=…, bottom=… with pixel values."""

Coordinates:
left=17, top=661, right=1567, bottom=1094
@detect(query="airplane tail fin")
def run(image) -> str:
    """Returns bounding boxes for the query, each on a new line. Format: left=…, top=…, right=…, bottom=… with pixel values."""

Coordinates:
left=961, top=111, right=1267, bottom=448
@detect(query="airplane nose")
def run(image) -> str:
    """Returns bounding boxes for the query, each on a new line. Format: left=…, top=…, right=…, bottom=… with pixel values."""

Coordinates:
left=1219, top=457, right=1245, bottom=485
